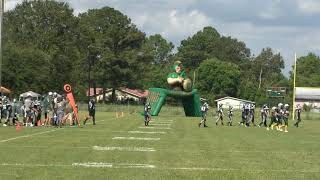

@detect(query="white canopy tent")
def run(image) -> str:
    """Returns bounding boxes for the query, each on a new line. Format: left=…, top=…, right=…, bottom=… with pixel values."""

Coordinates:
left=19, top=91, right=41, bottom=101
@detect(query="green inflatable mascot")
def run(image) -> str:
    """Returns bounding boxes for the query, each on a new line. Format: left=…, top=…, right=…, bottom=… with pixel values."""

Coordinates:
left=146, top=61, right=201, bottom=117
left=167, top=61, right=192, bottom=92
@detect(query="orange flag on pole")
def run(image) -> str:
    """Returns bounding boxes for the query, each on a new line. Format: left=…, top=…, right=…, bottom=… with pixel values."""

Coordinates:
left=64, top=84, right=80, bottom=127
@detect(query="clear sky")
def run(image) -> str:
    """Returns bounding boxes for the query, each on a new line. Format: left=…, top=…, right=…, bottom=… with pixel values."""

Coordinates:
left=5, top=0, right=320, bottom=75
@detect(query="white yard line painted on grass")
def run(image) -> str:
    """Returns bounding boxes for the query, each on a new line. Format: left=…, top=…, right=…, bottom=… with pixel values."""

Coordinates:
left=138, top=127, right=171, bottom=130
left=1, top=163, right=319, bottom=173
left=0, top=163, right=69, bottom=167
left=72, top=162, right=113, bottom=168
left=93, top=146, right=156, bottom=152
left=0, top=129, right=58, bottom=143
left=0, top=172, right=19, bottom=177
left=149, top=124, right=171, bottom=126
left=72, top=162, right=155, bottom=169
left=0, top=145, right=90, bottom=149
left=163, top=167, right=320, bottom=173
left=76, top=129, right=112, bottom=132
left=116, top=163, right=156, bottom=169
left=149, top=122, right=173, bottom=124
left=150, top=121, right=173, bottom=122
left=1, top=145, right=309, bottom=155
left=222, top=150, right=318, bottom=155
left=128, top=131, right=167, bottom=134
left=113, top=131, right=127, bottom=133
left=167, top=167, right=238, bottom=171
left=112, top=137, right=160, bottom=141
left=299, top=141, right=319, bottom=144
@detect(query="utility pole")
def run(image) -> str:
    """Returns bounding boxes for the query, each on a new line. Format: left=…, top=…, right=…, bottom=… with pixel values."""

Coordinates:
left=87, top=50, right=91, bottom=102
left=0, top=0, right=3, bottom=92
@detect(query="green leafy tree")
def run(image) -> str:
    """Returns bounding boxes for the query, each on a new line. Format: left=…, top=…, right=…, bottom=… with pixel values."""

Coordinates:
left=3, top=0, right=82, bottom=95
left=196, top=58, right=241, bottom=103
left=176, top=26, right=250, bottom=68
left=237, top=48, right=287, bottom=104
left=142, top=34, right=174, bottom=64
left=295, top=53, right=320, bottom=87
left=2, top=45, right=50, bottom=95
left=78, top=7, right=146, bottom=102
left=138, top=34, right=175, bottom=89
left=252, top=47, right=285, bottom=88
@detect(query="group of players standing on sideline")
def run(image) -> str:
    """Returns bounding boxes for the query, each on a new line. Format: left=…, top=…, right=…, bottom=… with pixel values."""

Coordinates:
left=198, top=100, right=303, bottom=131
left=0, top=96, right=20, bottom=126
left=0, top=92, right=96, bottom=127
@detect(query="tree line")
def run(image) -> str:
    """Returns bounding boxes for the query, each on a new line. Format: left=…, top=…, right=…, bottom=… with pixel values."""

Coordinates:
left=2, top=0, right=320, bottom=105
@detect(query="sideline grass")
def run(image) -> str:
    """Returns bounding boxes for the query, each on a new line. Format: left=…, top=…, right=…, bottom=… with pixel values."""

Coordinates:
left=0, top=111, right=319, bottom=180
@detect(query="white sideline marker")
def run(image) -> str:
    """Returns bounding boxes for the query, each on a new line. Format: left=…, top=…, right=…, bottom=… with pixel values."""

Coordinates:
left=93, top=146, right=156, bottom=152
left=128, top=131, right=167, bottom=134
left=138, top=127, right=171, bottom=130
left=112, top=137, right=160, bottom=141
left=0, top=129, right=58, bottom=143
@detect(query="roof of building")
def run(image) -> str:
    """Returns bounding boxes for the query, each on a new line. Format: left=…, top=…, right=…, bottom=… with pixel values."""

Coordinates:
left=214, top=96, right=255, bottom=104
left=296, top=87, right=320, bottom=96
left=295, top=87, right=320, bottom=100
left=296, top=95, right=320, bottom=101
left=121, top=88, right=149, bottom=98
left=86, top=88, right=148, bottom=98
left=87, top=88, right=104, bottom=96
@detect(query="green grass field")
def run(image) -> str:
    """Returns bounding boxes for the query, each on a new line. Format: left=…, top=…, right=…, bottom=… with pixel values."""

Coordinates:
left=0, top=108, right=319, bottom=180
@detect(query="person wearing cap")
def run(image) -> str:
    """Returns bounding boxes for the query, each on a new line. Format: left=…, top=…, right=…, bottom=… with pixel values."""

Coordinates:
left=294, top=104, right=302, bottom=127
left=24, top=93, right=34, bottom=126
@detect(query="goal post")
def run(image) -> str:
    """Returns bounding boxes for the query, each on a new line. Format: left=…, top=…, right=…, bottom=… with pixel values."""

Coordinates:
left=292, top=53, right=297, bottom=121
